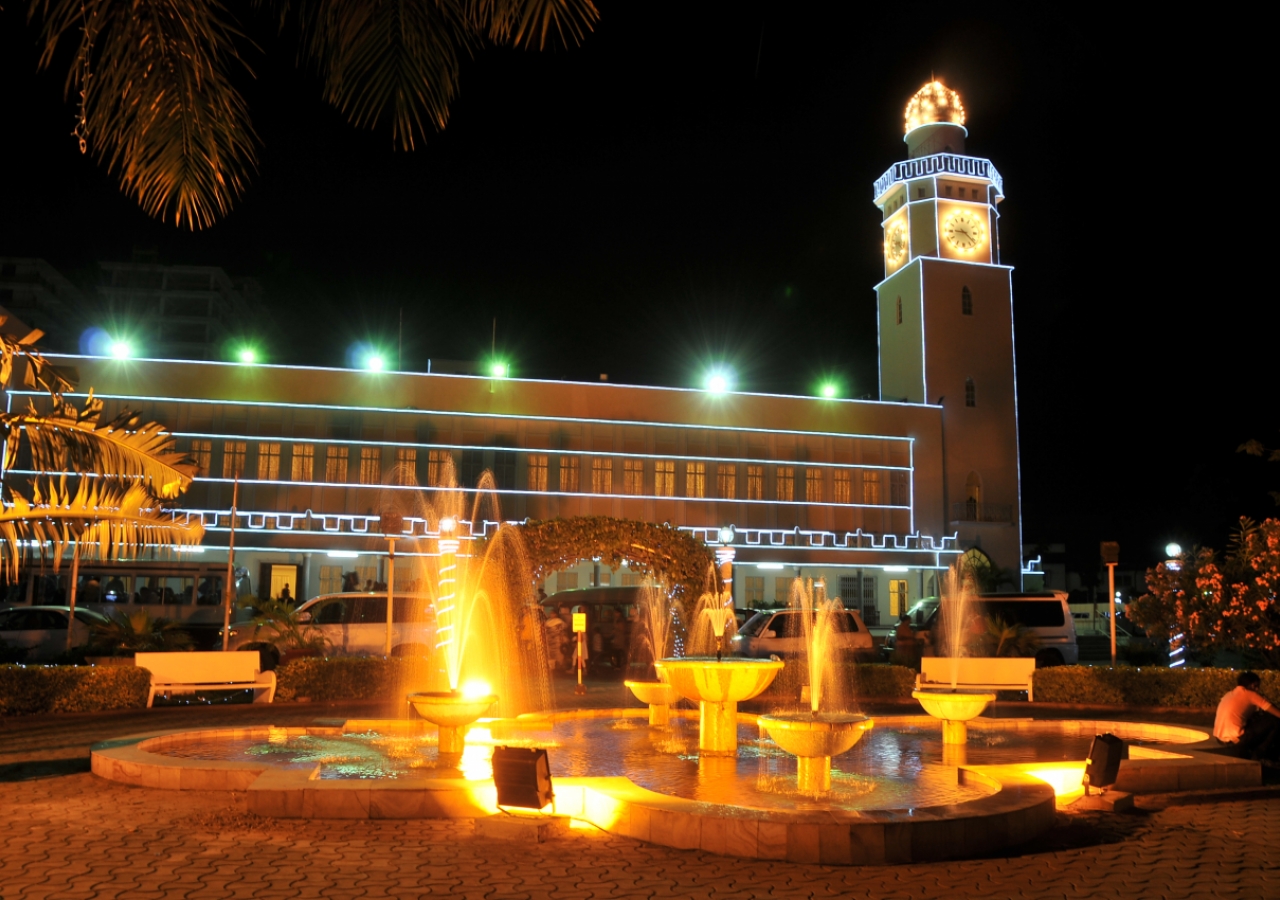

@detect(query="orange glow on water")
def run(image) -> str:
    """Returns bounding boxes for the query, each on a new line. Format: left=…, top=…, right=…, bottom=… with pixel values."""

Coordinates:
left=1022, top=762, right=1086, bottom=798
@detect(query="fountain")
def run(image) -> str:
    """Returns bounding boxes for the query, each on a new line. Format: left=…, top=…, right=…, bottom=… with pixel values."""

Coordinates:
left=912, top=561, right=995, bottom=744
left=378, top=459, right=550, bottom=762
left=655, top=568, right=782, bottom=756
left=758, top=578, right=873, bottom=793
left=624, top=584, right=679, bottom=726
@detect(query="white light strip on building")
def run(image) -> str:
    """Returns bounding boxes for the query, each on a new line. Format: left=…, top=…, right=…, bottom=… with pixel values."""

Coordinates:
left=19, top=379, right=929, bottom=439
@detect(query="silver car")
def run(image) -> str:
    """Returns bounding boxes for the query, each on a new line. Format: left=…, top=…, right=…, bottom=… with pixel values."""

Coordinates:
left=226, top=592, right=437, bottom=664
left=0, top=606, right=110, bottom=661
left=731, top=608, right=874, bottom=659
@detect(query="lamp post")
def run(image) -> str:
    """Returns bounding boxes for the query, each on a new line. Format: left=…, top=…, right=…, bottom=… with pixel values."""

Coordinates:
left=715, top=525, right=736, bottom=607
left=1100, top=542, right=1120, bottom=666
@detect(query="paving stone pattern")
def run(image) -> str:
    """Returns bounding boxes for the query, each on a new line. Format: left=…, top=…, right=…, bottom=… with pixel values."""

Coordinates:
left=2, top=695, right=1279, bottom=900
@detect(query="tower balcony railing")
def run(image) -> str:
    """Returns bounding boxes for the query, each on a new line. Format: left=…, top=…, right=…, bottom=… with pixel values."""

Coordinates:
left=875, top=154, right=1003, bottom=201
left=951, top=501, right=1013, bottom=524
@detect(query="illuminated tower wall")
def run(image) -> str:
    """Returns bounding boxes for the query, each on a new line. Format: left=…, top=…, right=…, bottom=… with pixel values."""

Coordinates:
left=874, top=82, right=1022, bottom=579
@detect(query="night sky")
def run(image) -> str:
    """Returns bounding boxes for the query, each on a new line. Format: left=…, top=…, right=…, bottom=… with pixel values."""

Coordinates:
left=0, top=3, right=1268, bottom=573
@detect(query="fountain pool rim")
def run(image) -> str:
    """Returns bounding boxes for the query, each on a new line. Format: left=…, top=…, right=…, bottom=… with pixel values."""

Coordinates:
left=90, top=711, right=1233, bottom=865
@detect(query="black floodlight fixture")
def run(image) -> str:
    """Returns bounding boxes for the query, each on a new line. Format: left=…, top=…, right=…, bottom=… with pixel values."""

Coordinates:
left=491, top=746, right=554, bottom=810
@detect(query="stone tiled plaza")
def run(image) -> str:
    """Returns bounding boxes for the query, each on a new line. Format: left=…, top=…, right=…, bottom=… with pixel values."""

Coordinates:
left=3, top=693, right=1277, bottom=900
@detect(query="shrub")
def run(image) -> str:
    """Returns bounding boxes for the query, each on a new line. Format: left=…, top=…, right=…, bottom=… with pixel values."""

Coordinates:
left=274, top=656, right=435, bottom=702
left=0, top=664, right=151, bottom=715
left=1033, top=666, right=1280, bottom=707
left=846, top=663, right=917, bottom=699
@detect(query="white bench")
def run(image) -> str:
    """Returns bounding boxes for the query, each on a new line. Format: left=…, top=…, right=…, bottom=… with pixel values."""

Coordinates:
left=134, top=651, right=277, bottom=708
left=916, top=657, right=1037, bottom=701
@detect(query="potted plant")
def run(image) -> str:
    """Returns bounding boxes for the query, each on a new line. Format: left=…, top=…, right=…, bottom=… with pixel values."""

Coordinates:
left=237, top=596, right=330, bottom=668
left=88, top=609, right=193, bottom=663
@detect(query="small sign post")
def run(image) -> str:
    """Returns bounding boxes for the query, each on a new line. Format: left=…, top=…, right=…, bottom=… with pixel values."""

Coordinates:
left=572, top=611, right=587, bottom=695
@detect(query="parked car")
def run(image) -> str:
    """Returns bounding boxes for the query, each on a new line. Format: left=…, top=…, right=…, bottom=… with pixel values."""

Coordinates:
left=916, top=591, right=1079, bottom=667
left=882, top=597, right=940, bottom=659
left=225, top=592, right=437, bottom=666
left=730, top=608, right=874, bottom=659
left=0, top=605, right=111, bottom=661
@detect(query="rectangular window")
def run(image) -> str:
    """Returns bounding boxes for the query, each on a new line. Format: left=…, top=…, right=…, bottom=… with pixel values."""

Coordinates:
left=862, top=470, right=881, bottom=505
left=805, top=468, right=823, bottom=503
left=319, top=565, right=344, bottom=595
left=428, top=449, right=449, bottom=486
left=621, top=572, right=647, bottom=587
left=326, top=446, right=349, bottom=482
left=395, top=447, right=417, bottom=478
left=890, top=579, right=909, bottom=618
left=190, top=439, right=212, bottom=477
left=776, top=466, right=794, bottom=502
left=775, top=577, right=795, bottom=605
left=655, top=460, right=675, bottom=497
left=746, top=465, right=764, bottom=500
left=685, top=461, right=706, bottom=498
left=840, top=577, right=859, bottom=606
left=257, top=442, right=281, bottom=480
left=222, top=441, right=246, bottom=478
left=559, top=456, right=580, bottom=492
left=359, top=447, right=382, bottom=485
left=591, top=458, right=613, bottom=494
left=833, top=470, right=852, bottom=504
left=556, top=571, right=579, bottom=592
left=862, top=577, right=879, bottom=626
left=528, top=454, right=548, bottom=491
left=716, top=464, right=736, bottom=500
left=890, top=471, right=909, bottom=506
left=623, top=459, right=644, bottom=495
left=744, top=576, right=765, bottom=606
left=292, top=443, right=314, bottom=481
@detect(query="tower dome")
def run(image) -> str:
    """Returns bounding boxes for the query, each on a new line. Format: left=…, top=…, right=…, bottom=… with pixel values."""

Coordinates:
left=902, top=80, right=968, bottom=160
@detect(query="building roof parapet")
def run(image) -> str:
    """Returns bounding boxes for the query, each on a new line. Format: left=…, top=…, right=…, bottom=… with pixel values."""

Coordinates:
left=874, top=153, right=1003, bottom=202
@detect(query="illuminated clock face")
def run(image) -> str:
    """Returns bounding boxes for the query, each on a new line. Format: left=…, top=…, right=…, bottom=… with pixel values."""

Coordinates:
left=886, top=221, right=908, bottom=264
left=942, top=210, right=987, bottom=253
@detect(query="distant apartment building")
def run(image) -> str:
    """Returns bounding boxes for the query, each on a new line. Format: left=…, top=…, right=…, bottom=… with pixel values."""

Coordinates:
left=97, top=257, right=261, bottom=361
left=0, top=257, right=88, bottom=350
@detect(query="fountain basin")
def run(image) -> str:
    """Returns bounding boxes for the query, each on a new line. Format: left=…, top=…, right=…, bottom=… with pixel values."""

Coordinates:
left=655, top=657, right=783, bottom=756
left=408, top=690, right=498, bottom=757
left=624, top=680, right=678, bottom=727
left=912, top=688, right=996, bottom=744
left=759, top=712, right=873, bottom=793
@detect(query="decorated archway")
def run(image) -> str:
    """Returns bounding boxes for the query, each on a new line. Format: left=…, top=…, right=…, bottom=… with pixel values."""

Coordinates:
left=515, top=516, right=715, bottom=604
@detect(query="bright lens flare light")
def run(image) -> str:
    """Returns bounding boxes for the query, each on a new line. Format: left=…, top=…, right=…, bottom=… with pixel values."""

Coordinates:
left=461, top=679, right=493, bottom=700
left=366, top=354, right=385, bottom=372
left=109, top=340, right=132, bottom=359
left=820, top=382, right=839, bottom=398
left=490, top=362, right=508, bottom=378
left=705, top=369, right=733, bottom=394
left=237, top=347, right=257, bottom=364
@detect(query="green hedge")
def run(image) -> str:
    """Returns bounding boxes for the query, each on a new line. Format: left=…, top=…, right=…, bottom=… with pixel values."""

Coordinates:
left=846, top=663, right=917, bottom=698
left=274, top=656, right=436, bottom=702
left=1033, top=666, right=1280, bottom=707
left=0, top=664, right=151, bottom=715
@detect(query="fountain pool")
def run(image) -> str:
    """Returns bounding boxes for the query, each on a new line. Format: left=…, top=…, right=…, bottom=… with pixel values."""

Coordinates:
left=92, top=711, right=1234, bottom=865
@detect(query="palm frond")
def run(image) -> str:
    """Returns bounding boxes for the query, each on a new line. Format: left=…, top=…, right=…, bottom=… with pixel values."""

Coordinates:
left=31, top=0, right=258, bottom=229
left=2, top=391, right=196, bottom=499
left=0, top=325, right=75, bottom=398
left=0, top=477, right=204, bottom=581
left=290, top=0, right=471, bottom=150
left=468, top=0, right=599, bottom=49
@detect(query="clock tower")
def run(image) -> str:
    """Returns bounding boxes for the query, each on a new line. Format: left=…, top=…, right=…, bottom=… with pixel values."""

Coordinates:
left=875, top=81, right=1022, bottom=580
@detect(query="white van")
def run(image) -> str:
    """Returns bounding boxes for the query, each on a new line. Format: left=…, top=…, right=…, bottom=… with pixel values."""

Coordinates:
left=227, top=592, right=437, bottom=666
left=918, top=591, right=1078, bottom=666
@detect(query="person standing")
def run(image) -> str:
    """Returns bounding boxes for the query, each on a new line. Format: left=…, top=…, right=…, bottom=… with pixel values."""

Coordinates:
left=1214, top=671, right=1280, bottom=763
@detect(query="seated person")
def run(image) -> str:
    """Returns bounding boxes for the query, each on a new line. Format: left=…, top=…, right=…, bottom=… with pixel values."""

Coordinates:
left=1214, top=671, right=1280, bottom=762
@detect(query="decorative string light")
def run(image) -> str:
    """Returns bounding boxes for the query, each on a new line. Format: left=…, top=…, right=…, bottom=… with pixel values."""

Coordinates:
left=904, top=81, right=966, bottom=133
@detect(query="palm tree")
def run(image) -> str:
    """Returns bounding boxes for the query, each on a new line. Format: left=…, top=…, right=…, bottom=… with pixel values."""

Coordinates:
left=24, top=0, right=600, bottom=229
left=0, top=321, right=204, bottom=645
